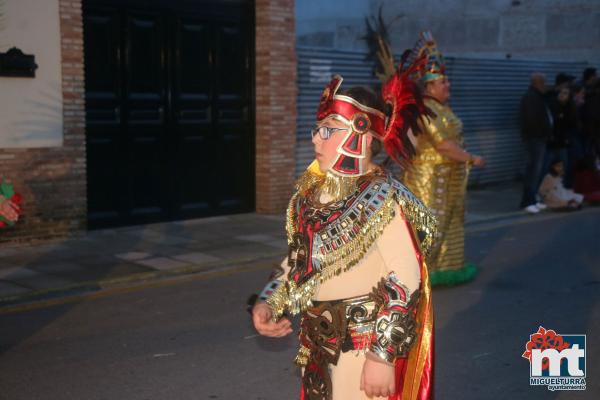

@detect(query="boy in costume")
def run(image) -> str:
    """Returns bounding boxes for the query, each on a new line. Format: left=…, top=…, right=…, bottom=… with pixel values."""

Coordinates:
left=252, top=60, right=436, bottom=399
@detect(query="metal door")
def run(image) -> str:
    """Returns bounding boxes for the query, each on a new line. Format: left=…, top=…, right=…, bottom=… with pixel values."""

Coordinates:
left=84, top=0, right=254, bottom=228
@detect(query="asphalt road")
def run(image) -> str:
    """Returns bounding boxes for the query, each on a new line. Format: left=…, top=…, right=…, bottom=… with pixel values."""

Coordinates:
left=0, top=210, right=598, bottom=400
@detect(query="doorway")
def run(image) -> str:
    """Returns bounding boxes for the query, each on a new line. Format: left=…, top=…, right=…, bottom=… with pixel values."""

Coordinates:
left=83, top=0, right=254, bottom=228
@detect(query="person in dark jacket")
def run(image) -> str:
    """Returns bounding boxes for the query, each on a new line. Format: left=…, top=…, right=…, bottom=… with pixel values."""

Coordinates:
left=545, top=86, right=579, bottom=188
left=571, top=84, right=587, bottom=168
left=582, top=68, right=600, bottom=160
left=519, top=73, right=553, bottom=213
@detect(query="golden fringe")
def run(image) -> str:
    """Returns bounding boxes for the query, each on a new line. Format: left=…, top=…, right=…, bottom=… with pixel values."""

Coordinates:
left=286, top=169, right=367, bottom=244
left=395, top=191, right=437, bottom=257
left=267, top=276, right=320, bottom=320
left=294, top=169, right=361, bottom=202
left=286, top=279, right=318, bottom=316
left=278, top=170, right=437, bottom=318
left=265, top=280, right=291, bottom=320
left=286, top=170, right=321, bottom=245
left=322, top=172, right=360, bottom=201
left=317, top=188, right=397, bottom=281
left=285, top=192, right=299, bottom=245
left=295, top=169, right=323, bottom=194
left=294, top=345, right=311, bottom=367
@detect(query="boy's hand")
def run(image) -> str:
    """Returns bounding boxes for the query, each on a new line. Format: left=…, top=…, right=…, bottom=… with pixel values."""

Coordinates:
left=360, top=353, right=396, bottom=398
left=252, top=302, right=292, bottom=337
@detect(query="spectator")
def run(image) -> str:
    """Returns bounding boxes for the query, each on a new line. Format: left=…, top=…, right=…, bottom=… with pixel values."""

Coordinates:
left=573, top=156, right=600, bottom=205
left=582, top=69, right=600, bottom=160
left=554, top=72, right=575, bottom=91
left=582, top=67, right=597, bottom=88
left=573, top=84, right=586, bottom=108
left=546, top=86, right=578, bottom=187
left=538, top=160, right=584, bottom=210
left=519, top=73, right=553, bottom=214
left=568, top=83, right=588, bottom=184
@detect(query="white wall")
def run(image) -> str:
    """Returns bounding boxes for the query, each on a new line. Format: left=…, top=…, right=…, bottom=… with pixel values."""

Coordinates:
left=0, top=0, right=63, bottom=148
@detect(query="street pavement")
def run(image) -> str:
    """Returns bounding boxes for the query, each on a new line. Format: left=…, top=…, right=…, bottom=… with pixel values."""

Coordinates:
left=0, top=213, right=288, bottom=307
left=0, top=200, right=598, bottom=399
left=0, top=181, right=579, bottom=309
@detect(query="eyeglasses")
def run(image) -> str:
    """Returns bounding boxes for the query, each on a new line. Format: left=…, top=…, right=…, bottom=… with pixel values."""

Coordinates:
left=311, top=126, right=347, bottom=140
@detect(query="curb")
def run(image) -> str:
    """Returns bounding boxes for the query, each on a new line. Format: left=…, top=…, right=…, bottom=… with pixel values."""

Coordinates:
left=465, top=211, right=524, bottom=227
left=0, top=250, right=284, bottom=312
left=465, top=206, right=599, bottom=233
left=2, top=207, right=597, bottom=312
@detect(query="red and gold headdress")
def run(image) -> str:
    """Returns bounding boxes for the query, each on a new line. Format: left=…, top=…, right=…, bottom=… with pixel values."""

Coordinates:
left=406, top=31, right=446, bottom=83
left=315, top=56, right=429, bottom=177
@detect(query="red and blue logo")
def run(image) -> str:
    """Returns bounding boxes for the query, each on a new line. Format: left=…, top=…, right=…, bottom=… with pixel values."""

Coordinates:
left=522, top=326, right=586, bottom=391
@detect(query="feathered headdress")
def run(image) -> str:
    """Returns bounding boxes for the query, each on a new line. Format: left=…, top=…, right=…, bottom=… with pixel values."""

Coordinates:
left=381, top=53, right=431, bottom=166
left=406, top=31, right=446, bottom=82
left=364, top=5, right=397, bottom=83
left=363, top=12, right=433, bottom=166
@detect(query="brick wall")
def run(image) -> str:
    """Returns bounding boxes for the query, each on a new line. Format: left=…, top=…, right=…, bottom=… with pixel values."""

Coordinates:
left=255, top=0, right=298, bottom=214
left=0, top=0, right=86, bottom=245
left=0, top=0, right=295, bottom=245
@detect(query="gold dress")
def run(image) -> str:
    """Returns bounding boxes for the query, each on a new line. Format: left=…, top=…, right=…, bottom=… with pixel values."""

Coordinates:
left=403, top=97, right=474, bottom=285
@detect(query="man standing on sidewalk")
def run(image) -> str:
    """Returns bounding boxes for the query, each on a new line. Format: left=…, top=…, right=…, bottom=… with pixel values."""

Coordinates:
left=519, top=73, right=553, bottom=214
left=582, top=67, right=600, bottom=160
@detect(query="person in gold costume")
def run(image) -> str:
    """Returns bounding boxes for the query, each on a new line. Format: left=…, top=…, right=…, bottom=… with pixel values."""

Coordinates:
left=402, top=32, right=485, bottom=286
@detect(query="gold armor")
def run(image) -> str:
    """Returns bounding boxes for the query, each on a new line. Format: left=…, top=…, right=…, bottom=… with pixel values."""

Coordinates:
left=266, top=164, right=435, bottom=320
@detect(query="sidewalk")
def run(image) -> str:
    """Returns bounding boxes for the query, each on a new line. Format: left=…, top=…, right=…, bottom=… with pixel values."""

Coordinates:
left=0, top=181, right=530, bottom=308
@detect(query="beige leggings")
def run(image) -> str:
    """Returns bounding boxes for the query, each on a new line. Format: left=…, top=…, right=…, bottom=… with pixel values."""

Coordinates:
left=329, top=352, right=389, bottom=400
